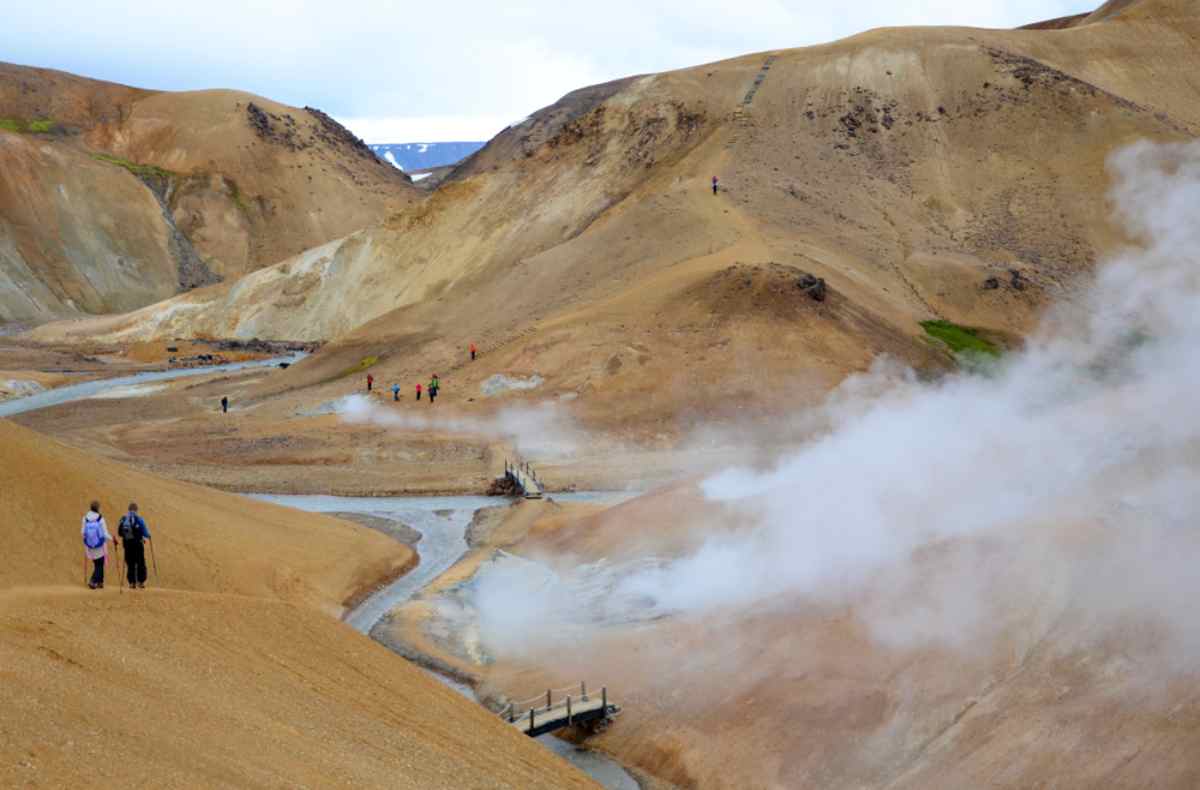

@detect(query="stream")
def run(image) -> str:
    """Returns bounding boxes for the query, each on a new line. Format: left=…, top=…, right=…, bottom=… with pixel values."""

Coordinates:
left=0, top=353, right=306, bottom=418
left=253, top=493, right=641, bottom=790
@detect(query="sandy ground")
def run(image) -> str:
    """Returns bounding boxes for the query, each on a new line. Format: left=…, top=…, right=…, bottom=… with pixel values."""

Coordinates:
left=0, top=420, right=599, bottom=788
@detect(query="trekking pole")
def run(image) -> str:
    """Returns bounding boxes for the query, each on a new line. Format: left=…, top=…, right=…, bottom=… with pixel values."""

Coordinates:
left=150, top=539, right=159, bottom=584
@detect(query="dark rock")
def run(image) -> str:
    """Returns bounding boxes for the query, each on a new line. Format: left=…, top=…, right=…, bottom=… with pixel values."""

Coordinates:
left=487, top=476, right=519, bottom=497
left=1010, top=269, right=1027, bottom=290
left=797, top=274, right=828, bottom=302
left=983, top=277, right=1001, bottom=290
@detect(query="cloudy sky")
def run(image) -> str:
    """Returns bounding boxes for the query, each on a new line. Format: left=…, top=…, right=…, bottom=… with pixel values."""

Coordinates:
left=4, top=1, right=1095, bottom=143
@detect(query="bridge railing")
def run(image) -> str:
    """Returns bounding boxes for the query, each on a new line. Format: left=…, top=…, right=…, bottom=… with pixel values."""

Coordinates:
left=500, top=682, right=607, bottom=729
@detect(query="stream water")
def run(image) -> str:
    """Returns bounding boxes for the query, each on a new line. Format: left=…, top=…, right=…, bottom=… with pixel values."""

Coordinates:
left=254, top=492, right=641, bottom=790
left=0, top=353, right=306, bottom=418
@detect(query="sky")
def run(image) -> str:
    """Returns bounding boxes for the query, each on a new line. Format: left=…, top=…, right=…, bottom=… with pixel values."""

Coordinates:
left=2, top=0, right=1097, bottom=143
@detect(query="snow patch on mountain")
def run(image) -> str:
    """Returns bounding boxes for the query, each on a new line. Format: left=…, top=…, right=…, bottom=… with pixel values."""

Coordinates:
left=369, top=141, right=485, bottom=172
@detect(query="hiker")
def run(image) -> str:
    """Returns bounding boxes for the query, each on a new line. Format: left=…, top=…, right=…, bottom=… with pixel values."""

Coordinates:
left=118, top=503, right=151, bottom=589
left=428, top=374, right=440, bottom=404
left=220, top=396, right=228, bottom=414
left=392, top=382, right=400, bottom=401
left=367, top=373, right=374, bottom=392
left=712, top=175, right=719, bottom=195
left=81, top=501, right=112, bottom=590
left=470, top=342, right=477, bottom=361
left=416, top=383, right=422, bottom=401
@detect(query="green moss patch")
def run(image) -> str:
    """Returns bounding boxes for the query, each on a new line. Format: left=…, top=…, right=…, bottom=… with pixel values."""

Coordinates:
left=0, top=117, right=57, bottom=134
left=921, top=320, right=1000, bottom=358
left=339, top=355, right=379, bottom=379
left=90, top=153, right=176, bottom=181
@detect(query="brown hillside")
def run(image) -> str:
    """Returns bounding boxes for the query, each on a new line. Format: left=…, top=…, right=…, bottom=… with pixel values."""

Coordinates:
left=0, top=419, right=598, bottom=788
left=0, top=419, right=410, bottom=611
left=32, top=0, right=1199, bottom=450
left=0, top=62, right=418, bottom=324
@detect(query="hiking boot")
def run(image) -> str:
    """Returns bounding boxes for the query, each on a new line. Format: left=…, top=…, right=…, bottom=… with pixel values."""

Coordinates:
left=88, top=582, right=97, bottom=590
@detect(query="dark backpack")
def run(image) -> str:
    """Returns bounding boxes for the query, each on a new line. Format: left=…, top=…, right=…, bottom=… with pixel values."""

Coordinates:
left=119, top=514, right=141, bottom=542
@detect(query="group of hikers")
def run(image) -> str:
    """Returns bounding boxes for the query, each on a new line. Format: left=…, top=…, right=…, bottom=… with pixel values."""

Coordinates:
left=372, top=374, right=441, bottom=402
left=220, top=343, right=480, bottom=413
left=81, top=501, right=154, bottom=589
left=365, top=343, right=479, bottom=405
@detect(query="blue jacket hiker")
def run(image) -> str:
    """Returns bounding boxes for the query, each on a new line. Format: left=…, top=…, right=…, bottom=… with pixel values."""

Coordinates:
left=117, top=503, right=152, bottom=588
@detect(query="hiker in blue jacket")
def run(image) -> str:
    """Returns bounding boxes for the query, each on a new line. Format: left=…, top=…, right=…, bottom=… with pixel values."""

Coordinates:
left=81, top=501, right=112, bottom=589
left=117, top=503, right=152, bottom=589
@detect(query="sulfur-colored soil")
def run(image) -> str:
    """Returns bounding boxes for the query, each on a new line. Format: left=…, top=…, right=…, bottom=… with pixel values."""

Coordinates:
left=0, top=420, right=599, bottom=788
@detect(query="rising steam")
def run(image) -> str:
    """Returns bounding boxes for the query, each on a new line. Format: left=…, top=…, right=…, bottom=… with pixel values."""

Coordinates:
left=472, top=140, right=1200, bottom=670
left=338, top=394, right=583, bottom=458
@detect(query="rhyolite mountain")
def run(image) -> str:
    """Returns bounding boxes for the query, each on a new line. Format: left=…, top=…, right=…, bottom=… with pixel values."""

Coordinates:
left=0, top=62, right=419, bottom=324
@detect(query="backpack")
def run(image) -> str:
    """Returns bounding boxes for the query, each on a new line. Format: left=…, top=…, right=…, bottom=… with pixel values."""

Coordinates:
left=83, top=518, right=105, bottom=549
left=118, top=514, right=141, bottom=542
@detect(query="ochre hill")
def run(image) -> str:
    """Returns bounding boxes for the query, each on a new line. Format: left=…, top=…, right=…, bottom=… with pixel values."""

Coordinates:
left=33, top=0, right=1199, bottom=451
left=0, top=419, right=598, bottom=788
left=0, top=62, right=418, bottom=324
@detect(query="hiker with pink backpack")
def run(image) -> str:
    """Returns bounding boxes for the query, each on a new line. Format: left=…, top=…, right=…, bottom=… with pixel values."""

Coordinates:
left=81, top=501, right=114, bottom=589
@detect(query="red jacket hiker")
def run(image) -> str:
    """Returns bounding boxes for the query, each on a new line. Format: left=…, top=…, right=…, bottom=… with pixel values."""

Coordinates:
left=416, top=383, right=422, bottom=401
left=367, top=374, right=374, bottom=392
left=470, top=343, right=477, bottom=361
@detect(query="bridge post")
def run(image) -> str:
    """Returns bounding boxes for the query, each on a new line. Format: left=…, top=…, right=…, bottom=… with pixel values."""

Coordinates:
left=582, top=681, right=587, bottom=701
left=602, top=687, right=607, bottom=713
left=567, top=695, right=572, bottom=725
left=546, top=689, right=552, bottom=709
left=529, top=708, right=535, bottom=732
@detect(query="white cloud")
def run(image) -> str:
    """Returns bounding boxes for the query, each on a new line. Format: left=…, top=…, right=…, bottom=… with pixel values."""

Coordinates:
left=338, top=114, right=517, bottom=144
left=2, top=0, right=1097, bottom=142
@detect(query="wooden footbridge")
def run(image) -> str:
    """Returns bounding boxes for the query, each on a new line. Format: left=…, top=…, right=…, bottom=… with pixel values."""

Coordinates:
left=500, top=683, right=618, bottom=738
left=503, top=458, right=544, bottom=499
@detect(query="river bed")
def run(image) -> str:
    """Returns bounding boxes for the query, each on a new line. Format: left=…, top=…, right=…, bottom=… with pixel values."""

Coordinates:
left=254, top=492, right=641, bottom=790
left=0, top=353, right=305, bottom=418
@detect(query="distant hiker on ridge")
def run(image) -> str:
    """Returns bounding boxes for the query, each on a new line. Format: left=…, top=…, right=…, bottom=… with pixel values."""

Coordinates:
left=220, top=396, right=228, bottom=414
left=118, top=503, right=152, bottom=589
left=416, top=382, right=422, bottom=401
left=470, top=342, right=477, bottom=362
left=712, top=175, right=719, bottom=195
left=367, top=373, right=374, bottom=392
left=392, top=382, right=400, bottom=401
left=81, top=501, right=112, bottom=590
left=428, top=375, right=439, bottom=404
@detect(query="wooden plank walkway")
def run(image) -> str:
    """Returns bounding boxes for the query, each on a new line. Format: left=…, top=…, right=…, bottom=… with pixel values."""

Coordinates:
left=501, top=684, right=616, bottom=738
